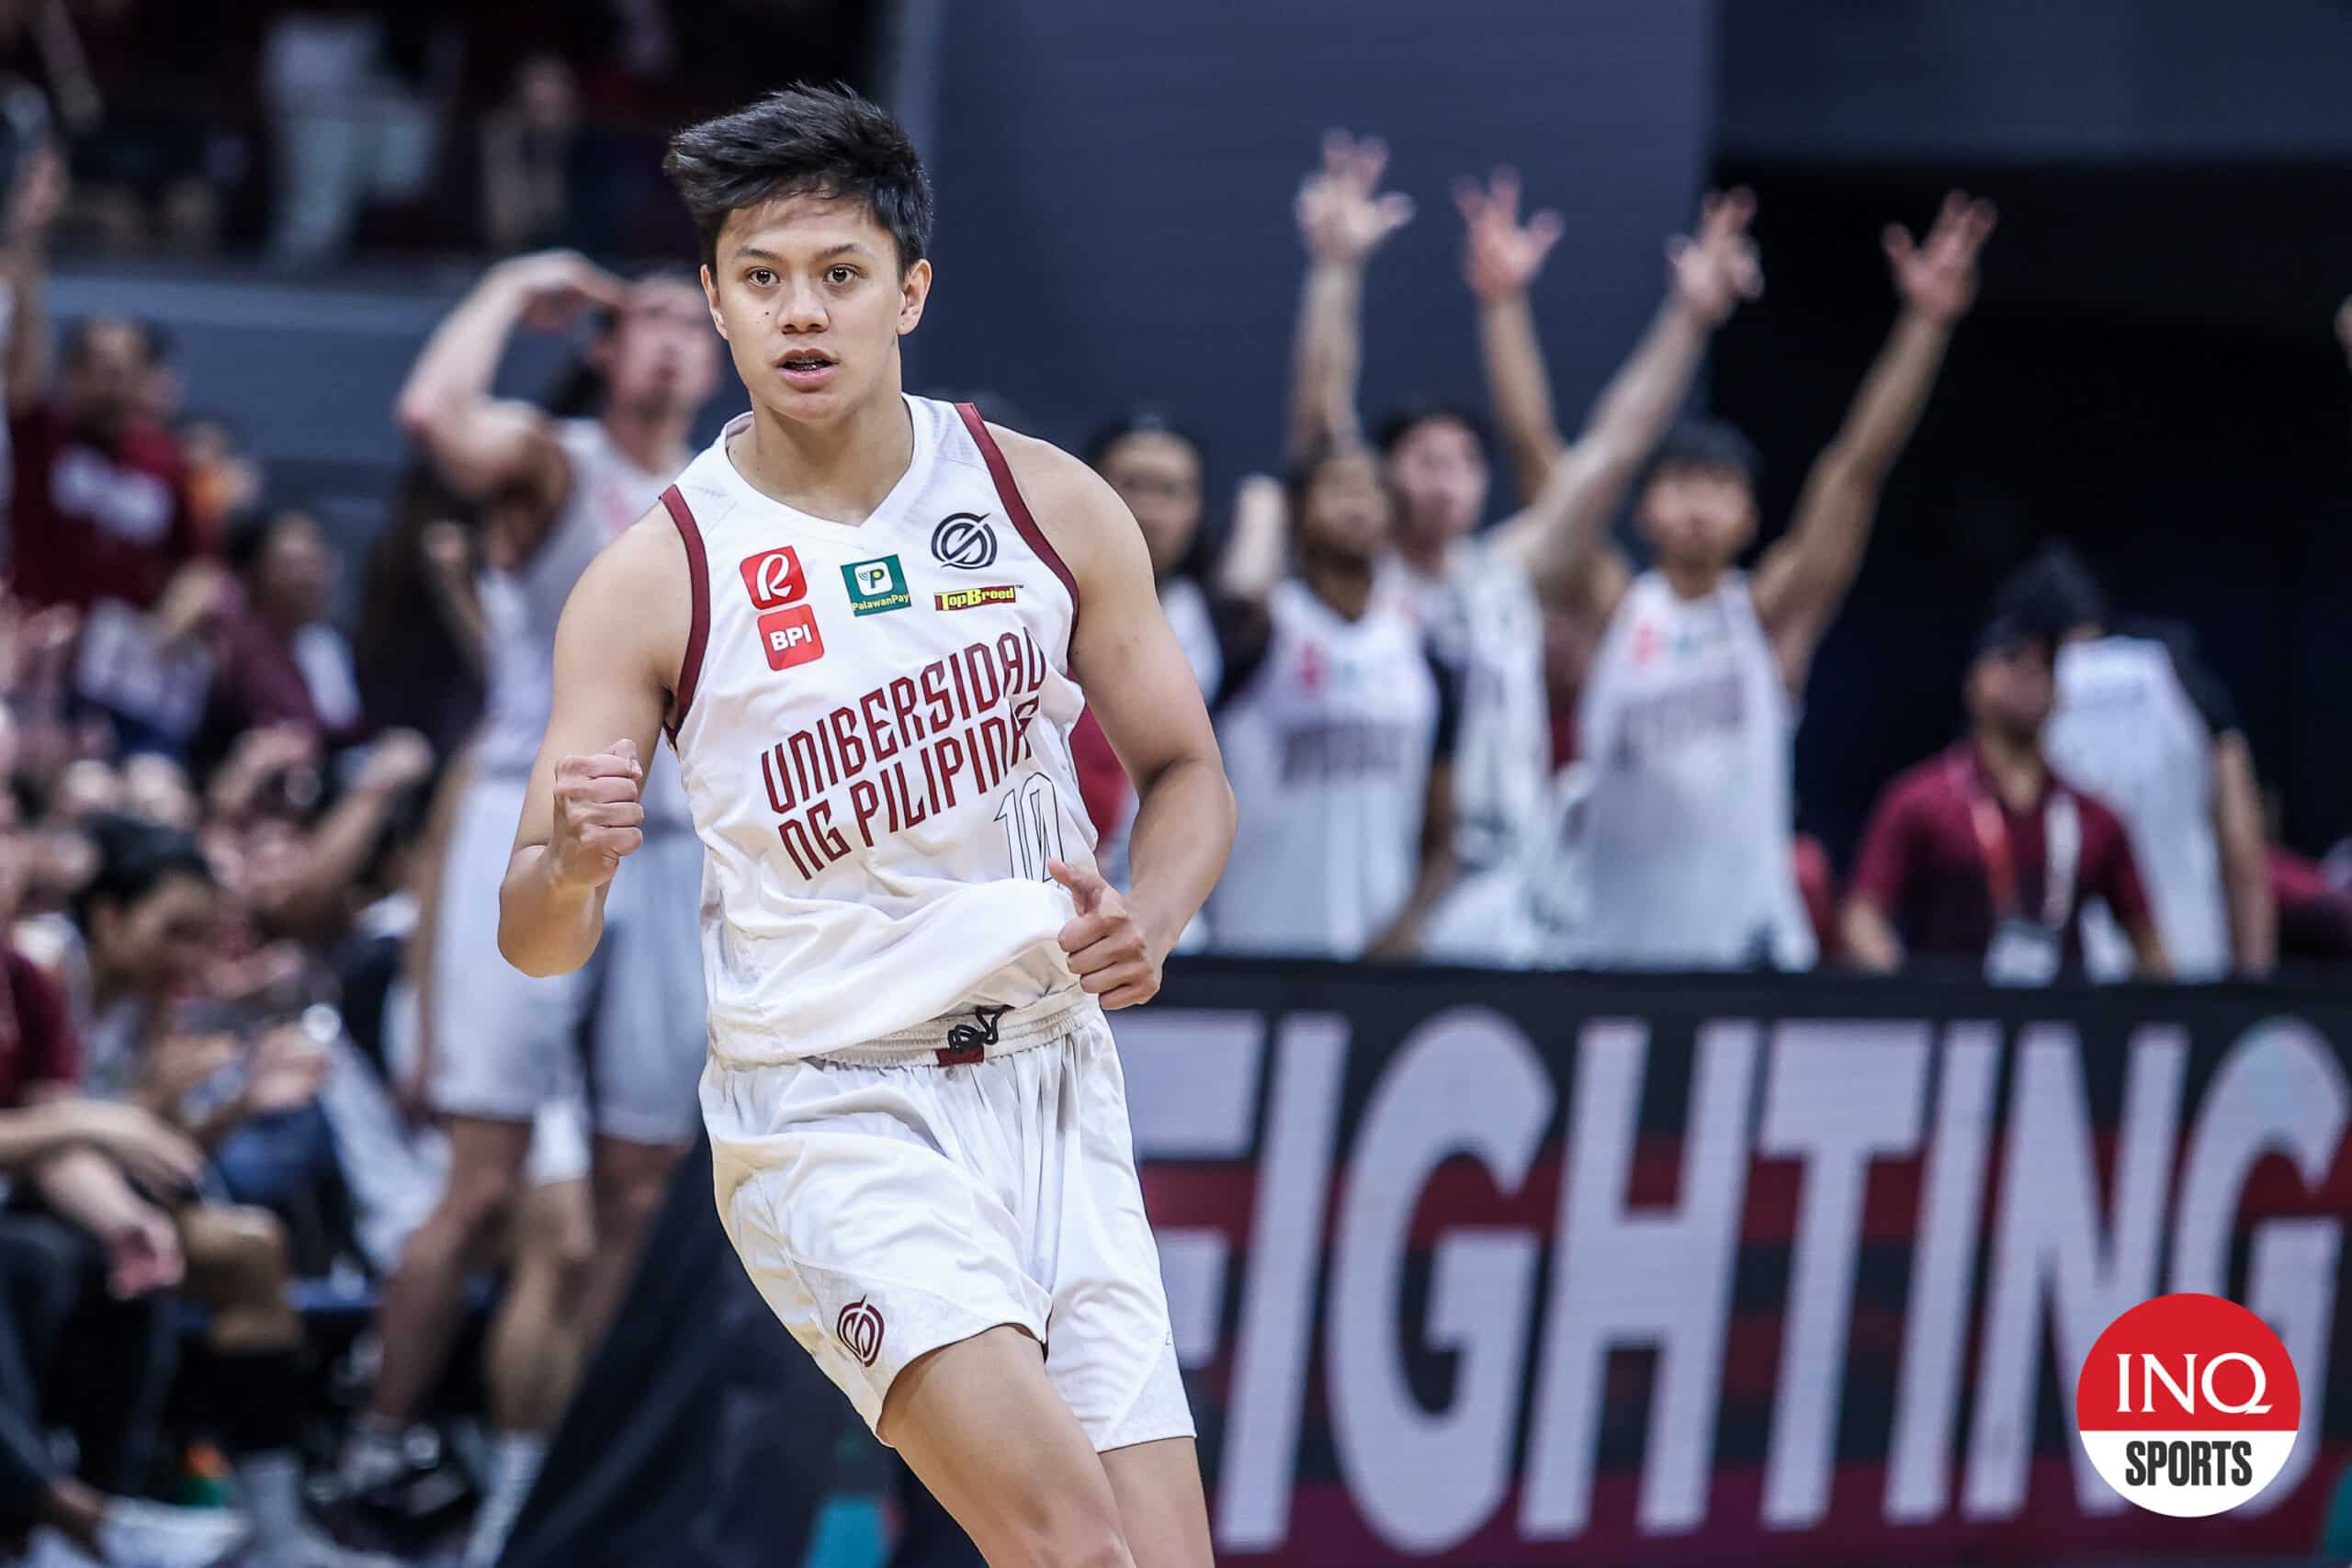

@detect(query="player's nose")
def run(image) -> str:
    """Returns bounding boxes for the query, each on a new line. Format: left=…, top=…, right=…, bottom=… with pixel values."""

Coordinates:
left=776, top=278, right=830, bottom=333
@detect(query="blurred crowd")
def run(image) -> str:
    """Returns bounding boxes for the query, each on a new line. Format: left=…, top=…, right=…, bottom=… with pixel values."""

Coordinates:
left=0, top=59, right=2337, bottom=1568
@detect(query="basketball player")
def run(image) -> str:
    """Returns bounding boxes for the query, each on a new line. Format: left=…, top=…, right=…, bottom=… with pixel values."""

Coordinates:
left=498, top=87, right=1231, bottom=1568
left=1541, top=190, right=1996, bottom=968
left=1287, top=134, right=1764, bottom=962
left=1205, top=449, right=1453, bottom=957
left=334, top=252, right=718, bottom=1557
left=1999, top=543, right=2272, bottom=979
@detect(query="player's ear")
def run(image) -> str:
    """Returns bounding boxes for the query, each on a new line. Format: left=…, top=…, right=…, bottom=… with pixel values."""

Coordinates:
left=897, top=258, right=932, bottom=337
left=699, top=264, right=729, bottom=341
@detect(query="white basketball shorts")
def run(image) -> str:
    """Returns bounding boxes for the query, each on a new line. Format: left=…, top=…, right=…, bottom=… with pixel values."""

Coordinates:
left=701, top=992, right=1193, bottom=1452
left=429, top=773, right=707, bottom=1145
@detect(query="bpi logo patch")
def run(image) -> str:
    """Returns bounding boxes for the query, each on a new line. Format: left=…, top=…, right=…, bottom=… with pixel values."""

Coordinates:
left=757, top=604, right=825, bottom=671
left=2075, top=1292, right=2300, bottom=1517
left=836, top=1296, right=885, bottom=1367
left=931, top=511, right=998, bottom=570
left=739, top=547, right=808, bottom=610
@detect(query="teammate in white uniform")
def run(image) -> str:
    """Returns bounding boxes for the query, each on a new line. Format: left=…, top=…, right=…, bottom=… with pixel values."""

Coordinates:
left=1285, top=135, right=1769, bottom=962
left=2002, top=543, right=2273, bottom=979
left=497, top=89, right=1231, bottom=1568
left=334, top=253, right=718, bottom=1556
left=1207, top=448, right=1452, bottom=956
left=1545, top=191, right=1996, bottom=968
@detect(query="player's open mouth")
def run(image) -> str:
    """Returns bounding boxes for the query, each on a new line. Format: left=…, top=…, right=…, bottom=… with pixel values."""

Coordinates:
left=778, top=354, right=838, bottom=389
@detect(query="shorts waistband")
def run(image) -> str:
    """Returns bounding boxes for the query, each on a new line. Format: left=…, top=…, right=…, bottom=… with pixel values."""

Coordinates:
left=811, top=990, right=1095, bottom=1067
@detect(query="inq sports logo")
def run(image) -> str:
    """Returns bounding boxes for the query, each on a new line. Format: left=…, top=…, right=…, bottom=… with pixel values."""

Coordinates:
left=2075, top=1292, right=2301, bottom=1517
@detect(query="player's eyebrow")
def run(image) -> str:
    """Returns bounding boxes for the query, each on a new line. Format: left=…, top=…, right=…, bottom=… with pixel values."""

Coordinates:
left=730, top=243, right=873, bottom=264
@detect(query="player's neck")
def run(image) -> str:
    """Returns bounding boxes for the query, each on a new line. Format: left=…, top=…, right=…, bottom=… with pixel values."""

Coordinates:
left=1973, top=725, right=2048, bottom=809
left=1660, top=558, right=1724, bottom=601
left=1300, top=545, right=1376, bottom=622
left=600, top=401, right=694, bottom=477
left=734, top=388, right=913, bottom=525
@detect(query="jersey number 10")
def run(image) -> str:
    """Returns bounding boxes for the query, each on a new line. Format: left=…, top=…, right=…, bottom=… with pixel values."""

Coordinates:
left=996, top=773, right=1067, bottom=882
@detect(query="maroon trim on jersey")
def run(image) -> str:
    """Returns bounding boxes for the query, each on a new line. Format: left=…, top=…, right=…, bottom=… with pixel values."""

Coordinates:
left=955, top=402, right=1080, bottom=626
left=661, top=485, right=710, bottom=728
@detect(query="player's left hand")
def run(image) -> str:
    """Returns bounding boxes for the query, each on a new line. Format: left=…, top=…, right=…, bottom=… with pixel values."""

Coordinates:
left=1048, top=858, right=1161, bottom=1010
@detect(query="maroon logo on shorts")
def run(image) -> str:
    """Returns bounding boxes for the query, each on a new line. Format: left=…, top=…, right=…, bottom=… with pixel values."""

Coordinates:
left=837, top=1296, right=885, bottom=1367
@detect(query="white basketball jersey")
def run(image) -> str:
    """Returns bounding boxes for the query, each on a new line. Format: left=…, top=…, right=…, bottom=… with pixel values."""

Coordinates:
left=1376, top=536, right=1549, bottom=873
left=2044, top=635, right=2227, bottom=978
left=1577, top=570, right=1815, bottom=969
left=664, top=398, right=1096, bottom=1061
left=475, top=420, right=687, bottom=821
left=1209, top=580, right=1436, bottom=957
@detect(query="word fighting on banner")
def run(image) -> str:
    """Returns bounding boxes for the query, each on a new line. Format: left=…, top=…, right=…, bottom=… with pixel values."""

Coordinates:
left=1119, top=962, right=2352, bottom=1565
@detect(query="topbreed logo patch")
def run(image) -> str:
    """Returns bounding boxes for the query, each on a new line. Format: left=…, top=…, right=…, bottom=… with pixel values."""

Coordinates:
left=2075, top=1292, right=2300, bottom=1517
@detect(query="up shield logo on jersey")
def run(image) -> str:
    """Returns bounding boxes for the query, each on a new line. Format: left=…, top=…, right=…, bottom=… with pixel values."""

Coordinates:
left=931, top=511, right=997, bottom=570
left=2075, top=1292, right=2300, bottom=1517
left=841, top=555, right=910, bottom=616
left=739, top=547, right=808, bottom=610
left=756, top=604, right=825, bottom=671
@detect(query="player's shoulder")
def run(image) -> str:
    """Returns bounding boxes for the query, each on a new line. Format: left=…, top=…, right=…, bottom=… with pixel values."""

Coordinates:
left=973, top=419, right=1139, bottom=580
left=571, top=502, right=693, bottom=607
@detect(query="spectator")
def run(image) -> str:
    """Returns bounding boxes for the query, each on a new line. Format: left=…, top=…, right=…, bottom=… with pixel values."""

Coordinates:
left=1843, top=613, right=2168, bottom=982
left=354, top=460, right=492, bottom=761
left=1072, top=412, right=1218, bottom=899
left=0, top=801, right=241, bottom=1566
left=260, top=6, right=440, bottom=265
left=1551, top=192, right=1995, bottom=971
left=479, top=52, right=582, bottom=256
left=2002, top=542, right=2274, bottom=980
left=197, top=505, right=366, bottom=772
left=8, top=237, right=227, bottom=755
left=1206, top=447, right=1455, bottom=958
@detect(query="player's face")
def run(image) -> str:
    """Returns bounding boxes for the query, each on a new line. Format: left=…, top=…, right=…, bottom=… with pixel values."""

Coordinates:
left=702, top=191, right=931, bottom=426
left=1298, top=449, right=1394, bottom=562
left=602, top=278, right=720, bottom=417
left=1968, top=640, right=2055, bottom=741
left=1097, top=432, right=1202, bottom=578
left=1385, top=416, right=1488, bottom=551
left=1638, top=461, right=1758, bottom=575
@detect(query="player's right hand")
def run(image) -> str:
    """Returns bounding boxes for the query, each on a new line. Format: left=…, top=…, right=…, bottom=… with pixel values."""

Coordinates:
left=550, top=738, right=645, bottom=890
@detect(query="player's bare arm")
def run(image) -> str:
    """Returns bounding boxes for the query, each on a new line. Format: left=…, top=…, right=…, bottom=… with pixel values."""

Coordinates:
left=1753, top=191, right=1996, bottom=687
left=2210, top=730, right=2276, bottom=976
left=1287, top=130, right=1413, bottom=463
left=395, top=249, right=626, bottom=505
left=1456, top=166, right=1568, bottom=502
left=1491, top=188, right=1761, bottom=623
left=496, top=513, right=690, bottom=976
left=991, top=425, right=1237, bottom=1008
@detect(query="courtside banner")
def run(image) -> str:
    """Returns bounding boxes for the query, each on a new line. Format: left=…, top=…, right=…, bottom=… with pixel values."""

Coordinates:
left=1126, top=962, right=2352, bottom=1565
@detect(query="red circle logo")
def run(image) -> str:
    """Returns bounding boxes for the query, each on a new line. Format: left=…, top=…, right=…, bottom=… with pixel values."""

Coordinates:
left=2075, top=1292, right=2300, bottom=1517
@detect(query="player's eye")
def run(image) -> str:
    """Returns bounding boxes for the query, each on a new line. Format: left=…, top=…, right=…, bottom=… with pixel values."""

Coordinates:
left=748, top=267, right=776, bottom=288
left=826, top=265, right=856, bottom=286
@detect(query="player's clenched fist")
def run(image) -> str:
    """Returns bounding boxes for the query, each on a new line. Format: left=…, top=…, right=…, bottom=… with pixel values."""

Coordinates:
left=1050, top=857, right=1161, bottom=1010
left=550, top=738, right=646, bottom=889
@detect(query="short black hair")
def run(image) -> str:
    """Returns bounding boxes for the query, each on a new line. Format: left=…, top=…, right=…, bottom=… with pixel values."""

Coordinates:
left=1083, top=410, right=1204, bottom=470
left=663, top=85, right=933, bottom=274
left=1638, top=417, right=1762, bottom=493
left=1992, top=541, right=2109, bottom=645
left=1373, top=401, right=1492, bottom=460
left=223, top=504, right=313, bottom=577
left=74, top=814, right=213, bottom=927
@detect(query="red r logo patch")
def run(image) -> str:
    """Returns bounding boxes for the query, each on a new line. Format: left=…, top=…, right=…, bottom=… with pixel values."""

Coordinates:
left=837, top=1296, right=885, bottom=1367
left=740, top=547, right=808, bottom=610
